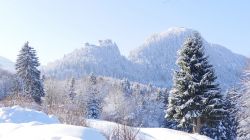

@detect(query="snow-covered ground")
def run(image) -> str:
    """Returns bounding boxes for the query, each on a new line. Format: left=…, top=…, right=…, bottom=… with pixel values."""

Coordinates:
left=0, top=106, right=59, bottom=124
left=0, top=123, right=106, bottom=140
left=0, top=106, right=212, bottom=140
left=140, top=128, right=211, bottom=140
left=0, top=106, right=106, bottom=140
left=87, top=119, right=212, bottom=140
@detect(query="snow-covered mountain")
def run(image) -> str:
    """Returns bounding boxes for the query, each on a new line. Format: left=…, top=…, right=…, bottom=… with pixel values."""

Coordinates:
left=43, top=27, right=248, bottom=89
left=44, top=40, right=139, bottom=81
left=129, top=27, right=247, bottom=89
left=0, top=56, right=14, bottom=72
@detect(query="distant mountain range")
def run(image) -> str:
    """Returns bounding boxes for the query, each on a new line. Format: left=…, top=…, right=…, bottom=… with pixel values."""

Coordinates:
left=42, top=27, right=248, bottom=89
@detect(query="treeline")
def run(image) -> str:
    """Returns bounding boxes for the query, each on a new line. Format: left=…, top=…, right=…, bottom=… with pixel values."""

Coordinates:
left=43, top=74, right=168, bottom=127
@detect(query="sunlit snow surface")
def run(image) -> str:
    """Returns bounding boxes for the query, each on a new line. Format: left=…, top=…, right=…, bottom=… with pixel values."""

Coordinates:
left=0, top=106, right=106, bottom=140
left=87, top=119, right=212, bottom=140
left=0, top=106, right=211, bottom=140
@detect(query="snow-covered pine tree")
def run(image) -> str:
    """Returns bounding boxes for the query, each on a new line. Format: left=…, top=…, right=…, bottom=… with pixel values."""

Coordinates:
left=201, top=121, right=227, bottom=140
left=201, top=87, right=240, bottom=140
left=166, top=32, right=226, bottom=134
left=86, top=73, right=102, bottom=119
left=16, top=42, right=44, bottom=103
left=89, top=73, right=97, bottom=85
left=157, top=88, right=175, bottom=128
left=68, top=77, right=76, bottom=100
left=121, top=78, right=131, bottom=95
left=237, top=67, right=250, bottom=140
left=222, top=87, right=240, bottom=139
left=157, top=88, right=168, bottom=105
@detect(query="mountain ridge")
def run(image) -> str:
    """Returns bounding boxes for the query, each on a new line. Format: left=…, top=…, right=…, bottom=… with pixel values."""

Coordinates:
left=43, top=27, right=248, bottom=89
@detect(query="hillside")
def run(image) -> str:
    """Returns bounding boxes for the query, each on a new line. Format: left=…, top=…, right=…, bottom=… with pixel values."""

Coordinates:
left=43, top=27, right=247, bottom=89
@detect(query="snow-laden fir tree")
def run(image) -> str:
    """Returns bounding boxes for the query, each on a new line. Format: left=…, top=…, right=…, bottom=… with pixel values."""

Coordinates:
left=86, top=73, right=102, bottom=119
left=166, top=32, right=226, bottom=134
left=205, top=121, right=228, bottom=139
left=157, top=88, right=168, bottom=105
left=121, top=78, right=131, bottom=95
left=237, top=66, right=250, bottom=140
left=68, top=77, right=76, bottom=100
left=200, top=87, right=240, bottom=140
left=222, top=87, right=240, bottom=139
left=15, top=42, right=44, bottom=103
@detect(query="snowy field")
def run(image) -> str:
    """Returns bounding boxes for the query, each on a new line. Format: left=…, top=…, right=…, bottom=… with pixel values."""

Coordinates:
left=0, top=106, right=212, bottom=140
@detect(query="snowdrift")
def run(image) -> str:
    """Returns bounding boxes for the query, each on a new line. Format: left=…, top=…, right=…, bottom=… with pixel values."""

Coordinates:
left=0, top=106, right=59, bottom=124
left=0, top=106, right=106, bottom=140
left=0, top=123, right=106, bottom=140
left=0, top=106, right=211, bottom=140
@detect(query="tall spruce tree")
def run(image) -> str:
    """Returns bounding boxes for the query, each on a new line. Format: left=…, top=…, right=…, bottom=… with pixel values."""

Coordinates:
left=86, top=73, right=102, bottom=119
left=68, top=77, right=76, bottom=100
left=222, top=88, right=239, bottom=139
left=237, top=67, right=250, bottom=140
left=166, top=32, right=225, bottom=134
left=16, top=42, right=44, bottom=103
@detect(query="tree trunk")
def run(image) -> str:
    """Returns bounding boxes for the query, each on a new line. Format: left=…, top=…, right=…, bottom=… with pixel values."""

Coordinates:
left=193, top=117, right=202, bottom=134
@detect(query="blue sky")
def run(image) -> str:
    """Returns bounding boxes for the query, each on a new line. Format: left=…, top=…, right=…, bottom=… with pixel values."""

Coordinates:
left=0, top=0, right=249, bottom=65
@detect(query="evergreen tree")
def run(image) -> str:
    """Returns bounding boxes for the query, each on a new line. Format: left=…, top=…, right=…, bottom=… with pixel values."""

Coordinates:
left=201, top=121, right=227, bottom=140
left=157, top=88, right=168, bottom=105
left=86, top=73, right=102, bottom=119
left=15, top=42, right=44, bottom=103
left=89, top=73, right=97, bottom=85
left=201, top=87, right=240, bottom=140
left=166, top=32, right=225, bottom=134
left=223, top=88, right=239, bottom=139
left=237, top=68, right=250, bottom=140
left=68, top=77, right=76, bottom=100
left=121, top=78, right=131, bottom=95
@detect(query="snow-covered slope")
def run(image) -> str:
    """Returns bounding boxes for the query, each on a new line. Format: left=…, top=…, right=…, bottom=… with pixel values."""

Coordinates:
left=0, top=56, right=14, bottom=72
left=0, top=106, right=211, bottom=140
left=0, top=123, right=106, bottom=140
left=43, top=27, right=248, bottom=89
left=0, top=106, right=59, bottom=124
left=0, top=106, right=106, bottom=140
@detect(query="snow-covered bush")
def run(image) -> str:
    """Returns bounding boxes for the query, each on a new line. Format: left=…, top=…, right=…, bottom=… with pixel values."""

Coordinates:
left=107, top=123, right=141, bottom=140
left=42, top=78, right=86, bottom=126
left=0, top=93, right=40, bottom=110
